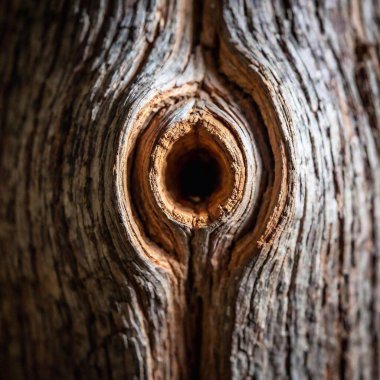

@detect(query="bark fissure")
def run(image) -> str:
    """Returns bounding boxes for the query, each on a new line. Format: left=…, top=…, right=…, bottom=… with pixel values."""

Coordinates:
left=1, top=0, right=380, bottom=379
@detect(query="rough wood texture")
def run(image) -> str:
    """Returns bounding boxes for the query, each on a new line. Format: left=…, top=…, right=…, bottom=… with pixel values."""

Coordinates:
left=1, top=0, right=380, bottom=379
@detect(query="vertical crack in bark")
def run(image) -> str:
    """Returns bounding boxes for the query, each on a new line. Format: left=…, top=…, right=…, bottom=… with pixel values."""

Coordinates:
left=185, top=2, right=209, bottom=378
left=184, top=230, right=203, bottom=379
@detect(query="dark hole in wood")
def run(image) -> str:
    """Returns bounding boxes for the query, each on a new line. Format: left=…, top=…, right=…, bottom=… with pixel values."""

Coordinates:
left=169, top=148, right=222, bottom=204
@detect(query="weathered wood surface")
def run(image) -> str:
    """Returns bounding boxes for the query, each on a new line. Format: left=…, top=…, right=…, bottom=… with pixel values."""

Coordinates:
left=1, top=0, right=380, bottom=379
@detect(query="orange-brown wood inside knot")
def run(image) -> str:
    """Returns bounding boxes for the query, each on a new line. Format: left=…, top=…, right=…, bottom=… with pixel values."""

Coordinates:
left=150, top=116, right=245, bottom=228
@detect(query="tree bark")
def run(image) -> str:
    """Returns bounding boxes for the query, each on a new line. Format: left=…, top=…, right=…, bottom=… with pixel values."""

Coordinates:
left=1, top=0, right=380, bottom=379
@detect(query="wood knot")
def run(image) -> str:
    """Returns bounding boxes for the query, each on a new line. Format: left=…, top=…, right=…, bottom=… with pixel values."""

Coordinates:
left=149, top=112, right=246, bottom=228
left=116, top=90, right=274, bottom=264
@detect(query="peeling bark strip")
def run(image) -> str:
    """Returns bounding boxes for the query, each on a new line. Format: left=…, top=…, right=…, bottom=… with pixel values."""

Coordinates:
left=1, top=0, right=380, bottom=379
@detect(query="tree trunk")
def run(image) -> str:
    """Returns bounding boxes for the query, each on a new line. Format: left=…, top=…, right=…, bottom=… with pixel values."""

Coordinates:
left=1, top=0, right=380, bottom=379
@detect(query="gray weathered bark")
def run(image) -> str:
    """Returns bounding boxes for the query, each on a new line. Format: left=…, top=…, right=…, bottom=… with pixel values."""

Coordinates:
left=1, top=0, right=380, bottom=379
